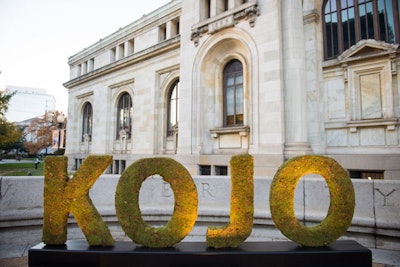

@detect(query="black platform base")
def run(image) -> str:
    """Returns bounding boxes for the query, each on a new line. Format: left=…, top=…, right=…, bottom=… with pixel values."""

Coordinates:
left=29, top=240, right=372, bottom=267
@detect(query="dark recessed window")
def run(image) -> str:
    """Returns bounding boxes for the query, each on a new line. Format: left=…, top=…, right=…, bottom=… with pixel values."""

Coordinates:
left=159, top=24, right=167, bottom=41
left=121, top=160, right=126, bottom=173
left=205, top=0, right=211, bottom=18
left=224, top=0, right=229, bottom=11
left=199, top=165, right=211, bottom=175
left=114, top=160, right=119, bottom=174
left=349, top=170, right=384, bottom=179
left=215, top=166, right=228, bottom=176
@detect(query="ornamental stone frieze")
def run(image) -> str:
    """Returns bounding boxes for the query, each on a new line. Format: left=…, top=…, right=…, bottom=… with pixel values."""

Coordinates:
left=191, top=2, right=260, bottom=47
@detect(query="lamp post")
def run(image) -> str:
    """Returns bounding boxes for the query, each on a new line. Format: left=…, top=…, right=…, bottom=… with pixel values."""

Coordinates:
left=56, top=113, right=65, bottom=155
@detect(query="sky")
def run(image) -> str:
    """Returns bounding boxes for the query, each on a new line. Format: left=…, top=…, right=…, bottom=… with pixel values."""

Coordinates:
left=0, top=0, right=170, bottom=114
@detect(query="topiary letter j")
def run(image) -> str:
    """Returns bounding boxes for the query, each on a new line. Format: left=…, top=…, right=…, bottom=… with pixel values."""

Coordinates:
left=42, top=155, right=114, bottom=246
left=206, top=154, right=254, bottom=248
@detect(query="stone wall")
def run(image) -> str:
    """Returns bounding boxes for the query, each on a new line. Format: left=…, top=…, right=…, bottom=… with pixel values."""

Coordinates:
left=1, top=175, right=399, bottom=252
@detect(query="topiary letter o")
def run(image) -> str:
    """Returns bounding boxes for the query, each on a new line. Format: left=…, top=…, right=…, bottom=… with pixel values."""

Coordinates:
left=115, top=157, right=198, bottom=248
left=270, top=155, right=355, bottom=247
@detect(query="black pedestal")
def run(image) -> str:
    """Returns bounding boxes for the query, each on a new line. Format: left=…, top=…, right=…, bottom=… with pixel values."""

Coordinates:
left=29, top=240, right=371, bottom=267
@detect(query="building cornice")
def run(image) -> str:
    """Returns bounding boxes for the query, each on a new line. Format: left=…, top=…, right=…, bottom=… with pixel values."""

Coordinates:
left=68, top=0, right=182, bottom=65
left=64, top=36, right=180, bottom=89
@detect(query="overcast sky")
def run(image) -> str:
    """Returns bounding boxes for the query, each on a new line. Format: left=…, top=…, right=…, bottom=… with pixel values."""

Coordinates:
left=0, top=0, right=170, bottom=113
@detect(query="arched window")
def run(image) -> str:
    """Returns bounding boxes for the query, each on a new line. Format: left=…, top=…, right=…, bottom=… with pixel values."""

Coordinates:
left=323, top=0, right=400, bottom=60
left=82, top=102, right=92, bottom=141
left=167, top=80, right=179, bottom=137
left=116, top=93, right=132, bottom=140
left=223, top=59, right=244, bottom=127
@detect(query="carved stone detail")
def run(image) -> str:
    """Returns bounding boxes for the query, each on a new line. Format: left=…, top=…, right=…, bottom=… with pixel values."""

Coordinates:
left=233, top=5, right=260, bottom=27
left=191, top=3, right=259, bottom=46
left=191, top=26, right=208, bottom=47
left=303, top=9, right=320, bottom=24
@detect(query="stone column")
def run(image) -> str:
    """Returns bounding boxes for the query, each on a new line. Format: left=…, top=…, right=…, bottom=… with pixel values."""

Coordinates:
left=282, top=0, right=311, bottom=159
left=210, top=0, right=217, bottom=16
left=166, top=21, right=173, bottom=40
left=124, top=41, right=130, bottom=57
left=230, top=0, right=237, bottom=9
left=215, top=0, right=224, bottom=14
left=116, top=44, right=124, bottom=60
left=88, top=58, right=94, bottom=72
left=81, top=61, right=87, bottom=75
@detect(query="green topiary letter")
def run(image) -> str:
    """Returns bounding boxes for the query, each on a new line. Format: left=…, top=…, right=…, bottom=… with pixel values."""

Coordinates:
left=115, top=157, right=198, bottom=248
left=206, top=154, right=254, bottom=248
left=42, top=155, right=114, bottom=246
left=270, top=155, right=355, bottom=247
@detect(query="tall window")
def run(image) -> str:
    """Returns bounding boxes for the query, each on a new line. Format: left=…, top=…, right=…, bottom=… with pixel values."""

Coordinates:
left=159, top=23, right=167, bottom=41
left=223, top=60, right=244, bottom=127
left=205, top=0, right=211, bottom=19
left=167, top=80, right=179, bottom=137
left=82, top=102, right=92, bottom=141
left=116, top=93, right=132, bottom=139
left=224, top=0, right=229, bottom=11
left=323, top=0, right=400, bottom=59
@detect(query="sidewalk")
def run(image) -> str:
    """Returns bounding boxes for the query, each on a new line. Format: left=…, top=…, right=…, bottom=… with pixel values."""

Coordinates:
left=0, top=159, right=34, bottom=164
left=0, top=257, right=27, bottom=267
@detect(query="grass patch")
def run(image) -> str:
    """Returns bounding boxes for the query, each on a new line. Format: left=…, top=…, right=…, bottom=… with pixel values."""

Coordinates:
left=0, top=161, right=44, bottom=176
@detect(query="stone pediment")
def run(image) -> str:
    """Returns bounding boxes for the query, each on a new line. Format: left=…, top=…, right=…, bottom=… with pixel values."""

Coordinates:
left=338, top=39, right=399, bottom=63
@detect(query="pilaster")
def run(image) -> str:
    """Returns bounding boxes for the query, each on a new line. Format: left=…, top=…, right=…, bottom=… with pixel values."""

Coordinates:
left=282, top=0, right=311, bottom=159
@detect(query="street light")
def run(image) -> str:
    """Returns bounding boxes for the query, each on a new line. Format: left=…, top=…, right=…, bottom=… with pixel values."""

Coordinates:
left=57, top=113, right=65, bottom=154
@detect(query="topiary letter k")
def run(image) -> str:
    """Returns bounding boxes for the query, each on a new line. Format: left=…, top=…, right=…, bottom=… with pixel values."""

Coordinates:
left=42, top=155, right=114, bottom=246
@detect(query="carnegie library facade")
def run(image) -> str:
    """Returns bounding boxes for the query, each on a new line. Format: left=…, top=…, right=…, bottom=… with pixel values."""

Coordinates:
left=1, top=1, right=400, bottom=261
left=63, top=0, right=400, bottom=179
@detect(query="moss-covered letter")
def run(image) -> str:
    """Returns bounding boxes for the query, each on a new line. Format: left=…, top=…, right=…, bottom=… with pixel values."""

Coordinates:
left=115, top=157, right=198, bottom=248
left=270, top=155, right=355, bottom=247
left=42, top=155, right=114, bottom=246
left=206, top=154, right=254, bottom=248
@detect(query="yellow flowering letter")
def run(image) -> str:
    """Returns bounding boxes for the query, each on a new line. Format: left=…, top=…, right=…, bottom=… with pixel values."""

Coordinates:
left=115, top=157, right=198, bottom=248
left=42, top=155, right=114, bottom=246
left=206, top=154, right=254, bottom=248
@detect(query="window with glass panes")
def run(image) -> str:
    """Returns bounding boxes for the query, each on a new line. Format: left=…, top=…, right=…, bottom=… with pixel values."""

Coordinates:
left=167, top=80, right=179, bottom=137
left=323, top=0, right=400, bottom=60
left=82, top=102, right=92, bottom=142
left=223, top=60, right=244, bottom=127
left=116, top=93, right=132, bottom=139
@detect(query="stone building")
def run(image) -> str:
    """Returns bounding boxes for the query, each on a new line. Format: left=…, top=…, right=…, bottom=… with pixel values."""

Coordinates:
left=64, top=0, right=400, bottom=179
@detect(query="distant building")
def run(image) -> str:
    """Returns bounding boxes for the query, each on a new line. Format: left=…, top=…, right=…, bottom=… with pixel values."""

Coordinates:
left=4, top=86, right=56, bottom=122
left=64, top=0, right=400, bottom=179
